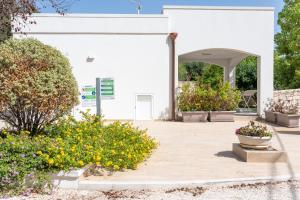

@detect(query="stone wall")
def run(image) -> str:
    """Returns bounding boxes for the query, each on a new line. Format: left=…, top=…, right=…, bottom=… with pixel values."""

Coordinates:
left=273, top=89, right=300, bottom=103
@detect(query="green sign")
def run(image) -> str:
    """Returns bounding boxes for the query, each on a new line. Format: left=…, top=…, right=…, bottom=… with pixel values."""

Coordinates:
left=101, top=78, right=114, bottom=99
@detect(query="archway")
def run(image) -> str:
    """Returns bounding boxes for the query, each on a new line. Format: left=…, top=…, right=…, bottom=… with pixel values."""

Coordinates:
left=178, top=48, right=261, bottom=115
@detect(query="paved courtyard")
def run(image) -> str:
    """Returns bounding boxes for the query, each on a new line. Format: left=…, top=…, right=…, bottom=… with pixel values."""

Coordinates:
left=82, top=118, right=300, bottom=182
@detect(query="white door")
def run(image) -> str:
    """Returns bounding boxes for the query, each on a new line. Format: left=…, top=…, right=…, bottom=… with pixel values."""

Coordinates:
left=135, top=95, right=153, bottom=120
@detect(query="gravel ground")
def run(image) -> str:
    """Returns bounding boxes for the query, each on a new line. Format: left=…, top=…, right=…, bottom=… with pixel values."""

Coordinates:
left=3, top=181, right=300, bottom=200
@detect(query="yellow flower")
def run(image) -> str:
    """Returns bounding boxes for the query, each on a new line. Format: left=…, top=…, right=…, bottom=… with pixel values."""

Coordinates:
left=48, top=158, right=54, bottom=165
left=106, top=161, right=113, bottom=166
left=36, top=151, right=43, bottom=155
left=78, top=160, right=84, bottom=166
left=113, top=165, right=120, bottom=170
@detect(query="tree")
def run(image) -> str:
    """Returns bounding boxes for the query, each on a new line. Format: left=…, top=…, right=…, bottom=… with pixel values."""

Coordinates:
left=275, top=0, right=300, bottom=89
left=0, top=0, right=74, bottom=42
left=0, top=39, right=79, bottom=135
left=199, top=65, right=223, bottom=89
left=179, top=62, right=205, bottom=81
left=235, top=56, right=257, bottom=91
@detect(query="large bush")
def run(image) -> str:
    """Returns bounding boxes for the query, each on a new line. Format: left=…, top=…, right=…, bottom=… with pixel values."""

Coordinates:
left=0, top=39, right=79, bottom=135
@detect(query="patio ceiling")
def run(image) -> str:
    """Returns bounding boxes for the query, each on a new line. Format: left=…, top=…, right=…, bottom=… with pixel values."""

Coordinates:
left=179, top=49, right=250, bottom=68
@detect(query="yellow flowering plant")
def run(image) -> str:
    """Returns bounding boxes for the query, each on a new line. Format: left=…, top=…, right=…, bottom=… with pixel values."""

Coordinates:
left=43, top=111, right=157, bottom=171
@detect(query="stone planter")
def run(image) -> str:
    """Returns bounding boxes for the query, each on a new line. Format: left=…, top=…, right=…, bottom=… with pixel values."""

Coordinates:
left=182, top=111, right=209, bottom=122
left=52, top=165, right=90, bottom=189
left=237, top=134, right=272, bottom=150
left=276, top=112, right=300, bottom=128
left=209, top=111, right=235, bottom=122
left=265, top=111, right=277, bottom=123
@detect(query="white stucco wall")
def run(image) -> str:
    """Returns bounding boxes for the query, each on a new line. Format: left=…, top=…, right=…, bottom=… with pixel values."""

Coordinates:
left=15, top=14, right=171, bottom=120
left=13, top=6, right=275, bottom=119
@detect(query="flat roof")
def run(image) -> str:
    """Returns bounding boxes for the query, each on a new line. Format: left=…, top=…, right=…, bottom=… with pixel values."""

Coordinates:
left=163, top=5, right=275, bottom=11
left=30, top=13, right=168, bottom=18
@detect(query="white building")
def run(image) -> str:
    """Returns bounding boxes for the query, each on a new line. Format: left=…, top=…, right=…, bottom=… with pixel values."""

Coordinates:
left=15, top=5, right=274, bottom=120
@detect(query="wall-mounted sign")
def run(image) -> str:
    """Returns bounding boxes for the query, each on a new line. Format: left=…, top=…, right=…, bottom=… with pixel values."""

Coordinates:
left=81, top=85, right=96, bottom=107
left=101, top=78, right=114, bottom=99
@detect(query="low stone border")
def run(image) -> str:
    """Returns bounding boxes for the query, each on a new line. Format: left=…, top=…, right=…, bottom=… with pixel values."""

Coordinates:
left=52, top=165, right=90, bottom=189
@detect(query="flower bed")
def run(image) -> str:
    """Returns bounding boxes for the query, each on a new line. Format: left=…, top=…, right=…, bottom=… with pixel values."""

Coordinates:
left=0, top=112, right=157, bottom=195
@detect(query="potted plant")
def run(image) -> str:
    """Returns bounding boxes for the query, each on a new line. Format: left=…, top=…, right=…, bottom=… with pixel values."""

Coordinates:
left=236, top=121, right=272, bottom=149
left=264, top=98, right=280, bottom=123
left=276, top=100, right=300, bottom=128
left=209, top=82, right=241, bottom=122
left=178, top=83, right=209, bottom=122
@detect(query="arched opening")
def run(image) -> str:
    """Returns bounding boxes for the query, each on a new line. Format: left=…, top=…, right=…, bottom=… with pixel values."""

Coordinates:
left=178, top=48, right=259, bottom=115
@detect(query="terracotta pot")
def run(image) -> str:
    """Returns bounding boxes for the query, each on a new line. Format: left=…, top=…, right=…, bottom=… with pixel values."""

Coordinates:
left=276, top=112, right=300, bottom=128
left=237, top=134, right=272, bottom=150
left=209, top=111, right=235, bottom=122
left=182, top=111, right=209, bottom=122
left=264, top=111, right=277, bottom=123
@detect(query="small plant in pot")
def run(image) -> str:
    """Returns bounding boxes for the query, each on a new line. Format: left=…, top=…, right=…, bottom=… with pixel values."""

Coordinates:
left=276, top=99, right=300, bottom=128
left=236, top=121, right=272, bottom=150
left=264, top=98, right=280, bottom=123
left=178, top=83, right=209, bottom=122
left=209, top=82, right=241, bottom=122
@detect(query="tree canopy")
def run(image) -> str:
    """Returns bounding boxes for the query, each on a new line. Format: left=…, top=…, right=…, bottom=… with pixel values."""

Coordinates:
left=0, top=39, right=79, bottom=134
left=275, top=0, right=300, bottom=89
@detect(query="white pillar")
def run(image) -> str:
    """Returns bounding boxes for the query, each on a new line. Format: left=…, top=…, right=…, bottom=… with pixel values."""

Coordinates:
left=257, top=55, right=274, bottom=117
left=224, top=65, right=236, bottom=88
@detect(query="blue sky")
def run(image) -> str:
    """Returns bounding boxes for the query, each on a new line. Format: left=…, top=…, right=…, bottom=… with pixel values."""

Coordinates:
left=41, top=0, right=284, bottom=33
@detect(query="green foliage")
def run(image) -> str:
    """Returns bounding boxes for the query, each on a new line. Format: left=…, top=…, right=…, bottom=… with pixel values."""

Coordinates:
left=177, top=83, right=213, bottom=112
left=210, top=82, right=241, bottom=111
left=275, top=0, right=300, bottom=89
left=178, top=82, right=241, bottom=112
left=179, top=62, right=223, bottom=87
left=179, top=62, right=205, bottom=81
left=236, top=121, right=272, bottom=138
left=236, top=56, right=257, bottom=91
left=0, top=131, right=53, bottom=195
left=198, top=65, right=223, bottom=89
left=0, top=38, right=79, bottom=135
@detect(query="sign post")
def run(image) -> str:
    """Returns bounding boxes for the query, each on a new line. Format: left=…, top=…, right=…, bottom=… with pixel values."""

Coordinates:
left=96, top=78, right=101, bottom=116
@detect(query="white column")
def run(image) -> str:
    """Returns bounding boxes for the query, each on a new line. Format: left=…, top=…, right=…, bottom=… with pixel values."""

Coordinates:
left=257, top=55, right=274, bottom=116
left=224, top=65, right=236, bottom=88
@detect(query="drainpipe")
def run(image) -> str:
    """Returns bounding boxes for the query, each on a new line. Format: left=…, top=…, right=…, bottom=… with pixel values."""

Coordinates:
left=169, top=32, right=178, bottom=121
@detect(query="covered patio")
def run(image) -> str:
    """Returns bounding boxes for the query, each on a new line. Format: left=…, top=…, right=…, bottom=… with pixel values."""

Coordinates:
left=178, top=48, right=259, bottom=114
left=165, top=6, right=274, bottom=118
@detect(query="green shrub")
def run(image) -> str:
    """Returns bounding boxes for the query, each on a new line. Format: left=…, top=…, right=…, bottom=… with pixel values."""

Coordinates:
left=0, top=38, right=79, bottom=135
left=178, top=82, right=241, bottom=112
left=211, top=82, right=241, bottom=111
left=0, top=131, right=52, bottom=195
left=177, top=83, right=213, bottom=111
